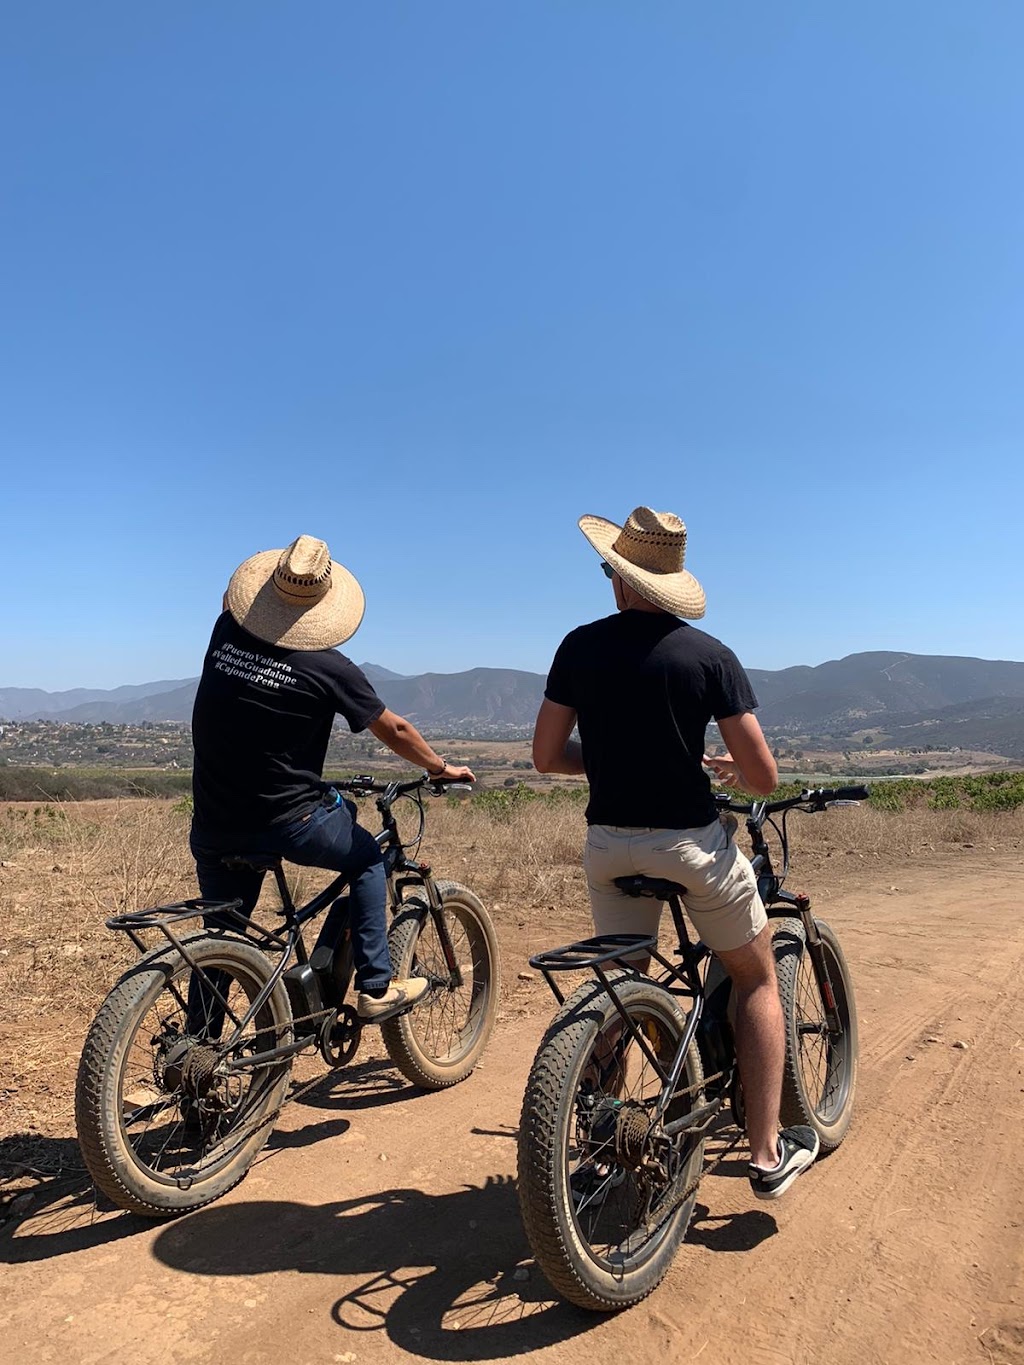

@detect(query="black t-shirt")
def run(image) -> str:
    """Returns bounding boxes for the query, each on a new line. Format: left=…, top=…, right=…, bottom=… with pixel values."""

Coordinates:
left=544, top=610, right=759, bottom=829
left=191, top=612, right=385, bottom=839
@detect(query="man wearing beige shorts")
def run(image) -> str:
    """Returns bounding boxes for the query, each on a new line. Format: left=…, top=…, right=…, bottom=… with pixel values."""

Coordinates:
left=533, top=506, right=820, bottom=1200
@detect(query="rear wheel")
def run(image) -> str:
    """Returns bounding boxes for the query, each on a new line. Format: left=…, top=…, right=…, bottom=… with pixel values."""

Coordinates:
left=773, top=917, right=858, bottom=1151
left=75, top=935, right=293, bottom=1216
left=517, top=973, right=705, bottom=1312
left=380, top=880, right=500, bottom=1090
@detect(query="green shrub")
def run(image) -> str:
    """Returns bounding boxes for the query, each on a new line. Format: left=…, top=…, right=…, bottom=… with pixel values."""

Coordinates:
left=927, top=778, right=962, bottom=811
left=0, top=766, right=192, bottom=802
left=967, top=776, right=1024, bottom=812
left=869, top=783, right=909, bottom=813
left=543, top=784, right=589, bottom=808
left=469, top=783, right=541, bottom=821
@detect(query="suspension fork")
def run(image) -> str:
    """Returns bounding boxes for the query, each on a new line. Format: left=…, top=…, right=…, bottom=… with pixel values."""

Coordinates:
left=398, top=863, right=465, bottom=990
left=787, top=891, right=842, bottom=1035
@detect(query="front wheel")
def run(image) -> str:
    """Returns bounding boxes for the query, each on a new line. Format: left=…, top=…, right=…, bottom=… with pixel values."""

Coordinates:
left=517, top=973, right=705, bottom=1312
left=380, top=879, right=500, bottom=1090
left=75, top=935, right=293, bottom=1216
left=773, top=916, right=858, bottom=1151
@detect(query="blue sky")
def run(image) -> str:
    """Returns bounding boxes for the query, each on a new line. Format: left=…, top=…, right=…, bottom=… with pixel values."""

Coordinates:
left=2, top=2, right=1022, bottom=690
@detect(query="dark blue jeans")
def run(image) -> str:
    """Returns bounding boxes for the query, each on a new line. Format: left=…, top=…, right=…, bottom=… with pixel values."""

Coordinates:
left=188, top=797, right=390, bottom=1036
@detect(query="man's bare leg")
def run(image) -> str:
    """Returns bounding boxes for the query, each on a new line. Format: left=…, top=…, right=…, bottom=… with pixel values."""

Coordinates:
left=716, top=926, right=785, bottom=1169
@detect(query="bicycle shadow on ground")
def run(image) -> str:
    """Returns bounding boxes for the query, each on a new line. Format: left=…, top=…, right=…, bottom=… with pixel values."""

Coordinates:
left=0, top=1133, right=150, bottom=1265
left=688, top=1202, right=776, bottom=1254
left=679, top=1114, right=778, bottom=1253
left=153, top=1173, right=599, bottom=1361
left=290, top=1056, right=426, bottom=1112
left=0, top=1113, right=355, bottom=1265
left=1, top=1055, right=429, bottom=1265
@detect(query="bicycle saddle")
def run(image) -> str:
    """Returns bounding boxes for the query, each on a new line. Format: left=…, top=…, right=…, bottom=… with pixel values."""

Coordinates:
left=221, top=853, right=282, bottom=872
left=613, top=875, right=688, bottom=899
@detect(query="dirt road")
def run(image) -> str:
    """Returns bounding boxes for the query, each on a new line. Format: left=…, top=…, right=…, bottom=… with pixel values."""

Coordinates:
left=2, top=852, right=1022, bottom=1365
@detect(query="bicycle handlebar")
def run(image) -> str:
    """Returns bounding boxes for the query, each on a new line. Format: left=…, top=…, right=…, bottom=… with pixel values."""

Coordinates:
left=333, top=773, right=469, bottom=800
left=718, top=784, right=870, bottom=816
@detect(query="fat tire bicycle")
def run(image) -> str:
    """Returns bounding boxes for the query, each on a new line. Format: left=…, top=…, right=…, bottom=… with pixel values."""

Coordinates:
left=75, top=775, right=500, bottom=1218
left=516, top=785, right=865, bottom=1312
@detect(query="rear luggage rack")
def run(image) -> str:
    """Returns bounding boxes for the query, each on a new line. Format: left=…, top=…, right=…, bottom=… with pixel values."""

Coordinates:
left=529, top=934, right=656, bottom=973
left=106, top=898, right=289, bottom=956
left=529, top=934, right=657, bottom=1008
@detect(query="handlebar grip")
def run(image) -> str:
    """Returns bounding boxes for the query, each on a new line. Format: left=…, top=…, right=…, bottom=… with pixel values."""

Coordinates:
left=821, top=785, right=870, bottom=803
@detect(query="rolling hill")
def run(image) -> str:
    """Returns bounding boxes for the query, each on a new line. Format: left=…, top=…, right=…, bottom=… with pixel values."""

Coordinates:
left=4, top=650, right=1023, bottom=754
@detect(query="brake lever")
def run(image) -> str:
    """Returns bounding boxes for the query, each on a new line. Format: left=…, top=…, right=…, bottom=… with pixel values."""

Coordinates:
left=427, top=780, right=473, bottom=797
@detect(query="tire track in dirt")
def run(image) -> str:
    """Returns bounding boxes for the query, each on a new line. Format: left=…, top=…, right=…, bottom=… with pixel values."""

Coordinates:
left=630, top=856, right=1024, bottom=1365
left=802, top=867, right=1023, bottom=1364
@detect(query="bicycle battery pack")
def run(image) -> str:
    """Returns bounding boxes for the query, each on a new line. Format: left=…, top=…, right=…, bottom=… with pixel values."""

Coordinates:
left=697, top=958, right=736, bottom=1082
left=282, top=963, right=327, bottom=1036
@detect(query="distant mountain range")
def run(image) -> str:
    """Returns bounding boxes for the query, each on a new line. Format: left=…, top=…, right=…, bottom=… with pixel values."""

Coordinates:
left=3, top=650, right=1024, bottom=757
left=0, top=679, right=197, bottom=720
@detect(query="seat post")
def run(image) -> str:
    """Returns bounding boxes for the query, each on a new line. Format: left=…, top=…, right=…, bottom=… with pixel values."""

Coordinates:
left=272, top=863, right=297, bottom=916
left=666, top=894, right=693, bottom=954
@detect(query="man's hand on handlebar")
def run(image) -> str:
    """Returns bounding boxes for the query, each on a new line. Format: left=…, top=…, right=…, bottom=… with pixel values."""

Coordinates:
left=426, top=762, right=476, bottom=784
left=438, top=764, right=475, bottom=783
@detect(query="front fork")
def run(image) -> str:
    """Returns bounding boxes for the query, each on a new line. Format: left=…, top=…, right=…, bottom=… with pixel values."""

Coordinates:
left=772, top=889, right=843, bottom=1035
left=392, top=864, right=464, bottom=990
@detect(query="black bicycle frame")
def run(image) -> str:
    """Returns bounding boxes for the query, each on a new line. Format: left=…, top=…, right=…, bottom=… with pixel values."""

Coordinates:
left=105, top=776, right=466, bottom=1068
left=532, top=786, right=869, bottom=1141
left=531, top=892, right=729, bottom=1141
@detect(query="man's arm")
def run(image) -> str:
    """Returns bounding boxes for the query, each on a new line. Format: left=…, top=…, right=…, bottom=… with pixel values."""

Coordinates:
left=705, top=712, right=777, bottom=796
left=368, top=709, right=474, bottom=781
left=532, top=699, right=585, bottom=775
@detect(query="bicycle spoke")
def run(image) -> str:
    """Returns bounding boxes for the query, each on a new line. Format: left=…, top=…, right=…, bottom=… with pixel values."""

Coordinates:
left=568, top=1006, right=693, bottom=1269
left=791, top=937, right=851, bottom=1125
left=409, top=910, right=480, bottom=1063
left=114, top=954, right=287, bottom=1188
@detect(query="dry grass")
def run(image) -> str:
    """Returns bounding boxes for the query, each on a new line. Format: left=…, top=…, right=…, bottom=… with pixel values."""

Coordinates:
left=1, top=795, right=1021, bottom=1159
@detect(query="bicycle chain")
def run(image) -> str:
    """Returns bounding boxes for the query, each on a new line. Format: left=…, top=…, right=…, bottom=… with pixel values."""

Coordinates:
left=179, top=1006, right=357, bottom=1158
left=231, top=1022, right=725, bottom=1158
left=639, top=1073, right=744, bottom=1232
left=648, top=1127, right=745, bottom=1229
left=196, top=1024, right=352, bottom=1153
left=225, top=1007, right=337, bottom=1073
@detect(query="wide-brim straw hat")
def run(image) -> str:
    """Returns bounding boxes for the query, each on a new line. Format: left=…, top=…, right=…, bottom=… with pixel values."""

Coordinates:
left=578, top=507, right=706, bottom=619
left=226, top=535, right=365, bottom=650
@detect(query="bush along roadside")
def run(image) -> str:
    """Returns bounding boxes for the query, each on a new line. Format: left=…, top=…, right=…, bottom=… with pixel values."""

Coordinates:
left=1, top=766, right=1021, bottom=818
left=459, top=774, right=1024, bottom=818
left=726, top=772, right=1024, bottom=815
left=0, top=765, right=192, bottom=802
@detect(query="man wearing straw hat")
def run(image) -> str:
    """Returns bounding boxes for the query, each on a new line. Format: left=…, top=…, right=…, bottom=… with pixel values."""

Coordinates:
left=533, top=507, right=819, bottom=1200
left=190, top=534, right=474, bottom=1023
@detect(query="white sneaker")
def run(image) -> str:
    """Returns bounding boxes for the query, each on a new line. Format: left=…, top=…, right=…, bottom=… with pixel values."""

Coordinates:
left=748, top=1126, right=821, bottom=1200
left=356, top=977, right=428, bottom=1022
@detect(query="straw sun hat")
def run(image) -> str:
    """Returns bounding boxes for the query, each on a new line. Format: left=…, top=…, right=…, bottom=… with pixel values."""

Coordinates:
left=578, top=507, right=706, bottom=619
left=226, top=535, right=365, bottom=650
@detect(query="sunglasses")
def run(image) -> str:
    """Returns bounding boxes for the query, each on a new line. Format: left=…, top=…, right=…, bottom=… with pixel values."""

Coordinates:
left=600, top=562, right=615, bottom=579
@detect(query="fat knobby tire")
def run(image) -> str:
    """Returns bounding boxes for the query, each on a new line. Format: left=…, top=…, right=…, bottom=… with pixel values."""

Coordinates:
left=773, top=915, right=858, bottom=1151
left=380, top=880, right=500, bottom=1090
left=75, top=935, right=293, bottom=1217
left=517, top=972, right=705, bottom=1312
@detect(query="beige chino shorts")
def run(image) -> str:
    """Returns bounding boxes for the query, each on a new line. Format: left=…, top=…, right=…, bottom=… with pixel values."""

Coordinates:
left=583, top=816, right=767, bottom=954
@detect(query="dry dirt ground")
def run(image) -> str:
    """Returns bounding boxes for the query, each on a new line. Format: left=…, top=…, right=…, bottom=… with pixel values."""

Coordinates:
left=1, top=811, right=1023, bottom=1365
